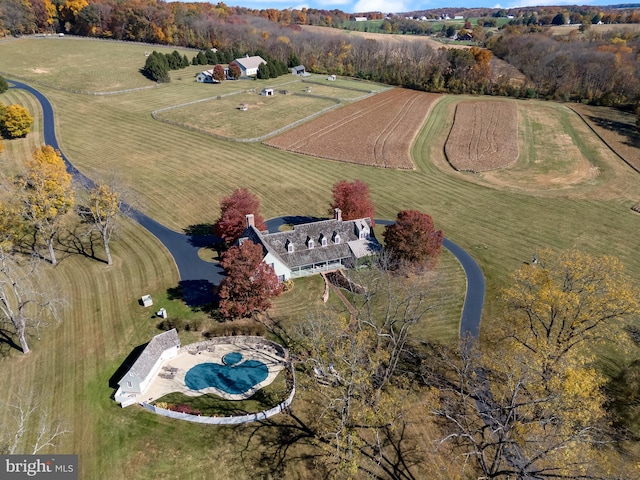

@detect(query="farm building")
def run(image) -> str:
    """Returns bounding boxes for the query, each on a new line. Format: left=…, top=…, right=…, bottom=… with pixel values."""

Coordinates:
left=233, top=55, right=267, bottom=77
left=114, top=329, right=180, bottom=407
left=239, top=209, right=381, bottom=281
left=261, top=88, right=274, bottom=96
left=291, top=65, right=307, bottom=76
left=196, top=69, right=221, bottom=83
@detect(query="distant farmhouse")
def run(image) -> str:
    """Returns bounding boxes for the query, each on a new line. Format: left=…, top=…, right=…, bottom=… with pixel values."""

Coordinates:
left=234, top=55, right=267, bottom=77
left=239, top=209, right=381, bottom=281
left=114, top=329, right=180, bottom=407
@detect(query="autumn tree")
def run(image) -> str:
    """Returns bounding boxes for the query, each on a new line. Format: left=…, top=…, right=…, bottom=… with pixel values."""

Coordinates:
left=427, top=340, right=622, bottom=479
left=0, top=76, right=8, bottom=94
left=20, top=146, right=74, bottom=265
left=78, top=179, right=125, bottom=266
left=228, top=61, right=241, bottom=79
left=382, top=210, right=443, bottom=270
left=329, top=179, right=375, bottom=225
left=287, top=264, right=442, bottom=478
left=501, top=248, right=640, bottom=380
left=217, top=240, right=282, bottom=319
left=2, top=104, right=34, bottom=138
left=213, top=188, right=266, bottom=245
left=213, top=63, right=225, bottom=82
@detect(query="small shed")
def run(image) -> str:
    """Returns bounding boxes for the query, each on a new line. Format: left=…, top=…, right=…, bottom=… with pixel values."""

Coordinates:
left=327, top=74, right=336, bottom=81
left=141, top=294, right=153, bottom=307
left=239, top=103, right=248, bottom=111
left=261, top=88, right=274, bottom=96
left=291, top=65, right=306, bottom=76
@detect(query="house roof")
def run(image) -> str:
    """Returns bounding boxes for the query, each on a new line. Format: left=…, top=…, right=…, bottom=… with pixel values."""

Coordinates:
left=234, top=56, right=266, bottom=71
left=120, top=329, right=180, bottom=384
left=243, top=217, right=380, bottom=269
left=292, top=65, right=305, bottom=72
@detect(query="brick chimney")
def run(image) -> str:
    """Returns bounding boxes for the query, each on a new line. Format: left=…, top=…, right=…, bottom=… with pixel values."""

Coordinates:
left=245, top=214, right=255, bottom=228
left=334, top=208, right=342, bottom=222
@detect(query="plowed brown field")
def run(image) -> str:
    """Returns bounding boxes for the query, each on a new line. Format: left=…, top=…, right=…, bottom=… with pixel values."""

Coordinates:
left=264, top=89, right=441, bottom=169
left=445, top=100, right=519, bottom=172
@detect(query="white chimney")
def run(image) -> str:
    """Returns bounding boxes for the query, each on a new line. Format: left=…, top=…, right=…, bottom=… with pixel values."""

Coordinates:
left=246, top=214, right=255, bottom=228
left=334, top=208, right=342, bottom=222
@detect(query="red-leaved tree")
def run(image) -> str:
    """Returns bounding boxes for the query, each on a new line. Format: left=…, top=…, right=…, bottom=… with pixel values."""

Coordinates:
left=228, top=61, right=241, bottom=79
left=213, top=64, right=225, bottom=82
left=213, top=188, right=266, bottom=245
left=383, top=210, right=443, bottom=269
left=329, top=179, right=375, bottom=226
left=218, top=241, right=282, bottom=319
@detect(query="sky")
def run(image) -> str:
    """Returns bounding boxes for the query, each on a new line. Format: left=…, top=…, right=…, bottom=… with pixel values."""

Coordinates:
left=204, top=0, right=615, bottom=15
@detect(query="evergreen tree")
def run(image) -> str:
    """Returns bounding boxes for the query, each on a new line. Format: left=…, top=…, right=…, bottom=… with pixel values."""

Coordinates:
left=257, top=62, right=270, bottom=79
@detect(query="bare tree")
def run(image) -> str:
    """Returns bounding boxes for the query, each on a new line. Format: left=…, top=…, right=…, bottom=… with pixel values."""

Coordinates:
left=0, top=248, right=61, bottom=354
left=288, top=261, right=443, bottom=478
left=1, top=391, right=68, bottom=454
left=77, top=177, right=128, bottom=266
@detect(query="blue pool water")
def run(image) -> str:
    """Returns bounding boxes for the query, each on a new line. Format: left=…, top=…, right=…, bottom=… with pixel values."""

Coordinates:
left=184, top=353, right=269, bottom=395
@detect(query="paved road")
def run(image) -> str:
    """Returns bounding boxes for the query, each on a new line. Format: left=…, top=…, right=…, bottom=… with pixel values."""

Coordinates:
left=10, top=80, right=485, bottom=336
left=10, top=80, right=224, bottom=305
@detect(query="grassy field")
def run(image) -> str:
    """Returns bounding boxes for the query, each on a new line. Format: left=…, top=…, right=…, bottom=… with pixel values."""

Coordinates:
left=1, top=37, right=640, bottom=478
left=155, top=90, right=338, bottom=140
left=0, top=36, right=195, bottom=92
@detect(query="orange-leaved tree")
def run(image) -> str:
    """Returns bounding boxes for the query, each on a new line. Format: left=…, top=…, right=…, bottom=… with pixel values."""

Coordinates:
left=329, top=179, right=375, bottom=225
left=20, top=146, right=74, bottom=265
left=217, top=241, right=282, bottom=319
left=213, top=188, right=266, bottom=245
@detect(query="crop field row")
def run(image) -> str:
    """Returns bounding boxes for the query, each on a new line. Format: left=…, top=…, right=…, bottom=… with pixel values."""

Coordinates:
left=264, top=88, right=441, bottom=169
left=445, top=100, right=519, bottom=172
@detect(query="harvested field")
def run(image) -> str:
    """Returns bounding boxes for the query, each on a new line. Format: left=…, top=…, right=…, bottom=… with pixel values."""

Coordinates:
left=445, top=100, right=519, bottom=172
left=264, top=89, right=441, bottom=169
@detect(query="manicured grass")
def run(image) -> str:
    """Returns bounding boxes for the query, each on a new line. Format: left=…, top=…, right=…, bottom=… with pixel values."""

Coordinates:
left=155, top=90, right=338, bottom=139
left=0, top=37, right=195, bottom=92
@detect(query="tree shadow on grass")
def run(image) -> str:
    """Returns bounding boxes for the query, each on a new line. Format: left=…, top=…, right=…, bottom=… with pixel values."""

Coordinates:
left=586, top=114, right=640, bottom=149
left=0, top=326, right=23, bottom=356
left=167, top=280, right=217, bottom=313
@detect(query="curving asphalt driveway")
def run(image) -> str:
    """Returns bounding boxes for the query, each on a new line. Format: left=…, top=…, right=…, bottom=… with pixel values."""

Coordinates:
left=10, top=80, right=485, bottom=337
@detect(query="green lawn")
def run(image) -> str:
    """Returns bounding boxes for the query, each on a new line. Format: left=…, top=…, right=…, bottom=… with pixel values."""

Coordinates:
left=0, top=37, right=195, bottom=92
left=155, top=90, right=338, bottom=140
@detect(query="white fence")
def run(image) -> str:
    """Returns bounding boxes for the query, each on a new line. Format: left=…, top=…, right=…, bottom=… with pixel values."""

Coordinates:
left=141, top=375, right=295, bottom=425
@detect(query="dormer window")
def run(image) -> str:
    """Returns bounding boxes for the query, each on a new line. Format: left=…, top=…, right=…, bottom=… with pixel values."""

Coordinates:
left=334, top=233, right=341, bottom=244
left=357, top=222, right=370, bottom=240
left=321, top=236, right=327, bottom=247
left=286, top=240, right=294, bottom=253
left=308, top=238, right=314, bottom=249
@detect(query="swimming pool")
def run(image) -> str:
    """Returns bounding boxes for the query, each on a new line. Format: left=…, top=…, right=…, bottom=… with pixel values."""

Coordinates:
left=184, top=352, right=269, bottom=395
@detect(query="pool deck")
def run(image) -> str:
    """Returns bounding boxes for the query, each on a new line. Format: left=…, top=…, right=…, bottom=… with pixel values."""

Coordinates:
left=138, top=342, right=287, bottom=404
